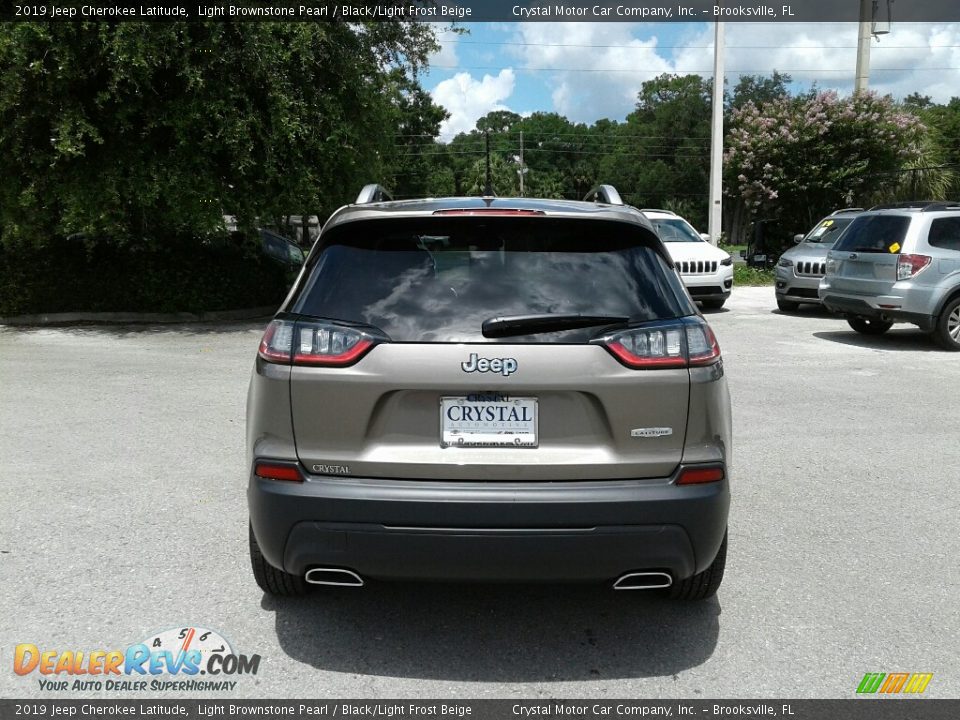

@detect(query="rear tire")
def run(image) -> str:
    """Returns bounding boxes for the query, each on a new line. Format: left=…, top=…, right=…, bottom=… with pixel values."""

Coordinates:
left=669, top=531, right=727, bottom=601
left=250, top=523, right=307, bottom=596
left=847, top=317, right=893, bottom=335
left=701, top=298, right=726, bottom=310
left=777, top=298, right=800, bottom=312
left=932, top=296, right=960, bottom=351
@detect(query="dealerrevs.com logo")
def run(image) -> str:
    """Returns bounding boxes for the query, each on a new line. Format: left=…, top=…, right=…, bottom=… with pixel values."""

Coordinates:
left=14, top=626, right=260, bottom=692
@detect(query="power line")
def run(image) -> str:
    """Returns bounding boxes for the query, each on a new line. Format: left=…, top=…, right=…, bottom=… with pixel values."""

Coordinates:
left=429, top=64, right=960, bottom=73
left=438, top=39, right=960, bottom=51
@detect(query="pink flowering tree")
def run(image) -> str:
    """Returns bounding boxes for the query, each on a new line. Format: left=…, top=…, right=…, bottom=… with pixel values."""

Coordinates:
left=723, top=91, right=925, bottom=245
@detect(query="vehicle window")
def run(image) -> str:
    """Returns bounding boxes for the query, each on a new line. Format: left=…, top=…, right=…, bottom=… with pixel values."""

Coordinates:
left=804, top=217, right=854, bottom=245
left=927, top=217, right=960, bottom=252
left=260, top=232, right=284, bottom=259
left=292, top=218, right=697, bottom=342
left=650, top=218, right=702, bottom=243
left=832, top=215, right=911, bottom=254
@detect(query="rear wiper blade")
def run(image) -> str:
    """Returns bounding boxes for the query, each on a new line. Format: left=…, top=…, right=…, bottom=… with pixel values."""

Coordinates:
left=482, top=313, right=629, bottom=338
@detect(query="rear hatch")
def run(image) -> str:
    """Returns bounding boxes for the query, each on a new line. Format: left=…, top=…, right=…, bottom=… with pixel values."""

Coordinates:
left=827, top=214, right=909, bottom=295
left=277, top=215, right=707, bottom=481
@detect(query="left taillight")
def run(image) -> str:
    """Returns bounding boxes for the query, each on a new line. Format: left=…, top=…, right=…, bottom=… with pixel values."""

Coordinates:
left=258, top=319, right=377, bottom=367
left=599, top=318, right=721, bottom=369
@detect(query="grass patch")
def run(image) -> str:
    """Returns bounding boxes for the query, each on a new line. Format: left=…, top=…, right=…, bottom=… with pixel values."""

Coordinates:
left=719, top=243, right=747, bottom=256
left=734, top=265, right=776, bottom=286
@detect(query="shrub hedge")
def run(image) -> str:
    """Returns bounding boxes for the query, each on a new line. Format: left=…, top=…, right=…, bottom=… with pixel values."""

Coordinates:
left=0, top=234, right=292, bottom=317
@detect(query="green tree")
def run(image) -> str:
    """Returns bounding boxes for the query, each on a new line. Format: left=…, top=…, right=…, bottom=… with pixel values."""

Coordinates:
left=604, top=74, right=713, bottom=226
left=384, top=70, right=450, bottom=200
left=724, top=91, right=926, bottom=244
left=728, top=71, right=792, bottom=110
left=0, top=20, right=437, bottom=243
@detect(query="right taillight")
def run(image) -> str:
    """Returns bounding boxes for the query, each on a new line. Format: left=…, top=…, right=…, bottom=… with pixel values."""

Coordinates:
left=897, top=253, right=931, bottom=280
left=258, top=319, right=378, bottom=366
left=600, top=319, right=721, bottom=369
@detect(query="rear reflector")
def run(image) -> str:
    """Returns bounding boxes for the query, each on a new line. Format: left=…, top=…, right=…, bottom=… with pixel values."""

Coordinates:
left=676, top=466, right=724, bottom=485
left=254, top=462, right=303, bottom=482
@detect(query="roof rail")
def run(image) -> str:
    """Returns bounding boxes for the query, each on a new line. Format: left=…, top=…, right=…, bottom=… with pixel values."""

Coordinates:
left=639, top=208, right=678, bottom=216
left=356, top=184, right=394, bottom=204
left=868, top=200, right=960, bottom=212
left=829, top=207, right=865, bottom=214
left=583, top=184, right=624, bottom=206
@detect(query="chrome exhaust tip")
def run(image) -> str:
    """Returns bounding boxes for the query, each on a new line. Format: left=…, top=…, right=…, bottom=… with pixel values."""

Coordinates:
left=612, top=571, right=672, bottom=590
left=304, top=568, right=365, bottom=587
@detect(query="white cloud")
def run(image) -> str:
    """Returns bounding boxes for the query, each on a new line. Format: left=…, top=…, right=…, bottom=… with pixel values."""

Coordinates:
left=428, top=23, right=459, bottom=68
left=508, top=23, right=673, bottom=122
left=502, top=22, right=960, bottom=123
left=427, top=22, right=960, bottom=135
left=672, top=22, right=960, bottom=103
left=432, top=69, right=516, bottom=140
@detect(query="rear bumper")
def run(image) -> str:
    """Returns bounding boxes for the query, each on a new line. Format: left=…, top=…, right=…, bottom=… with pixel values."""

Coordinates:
left=248, top=468, right=729, bottom=583
left=819, top=294, right=935, bottom=331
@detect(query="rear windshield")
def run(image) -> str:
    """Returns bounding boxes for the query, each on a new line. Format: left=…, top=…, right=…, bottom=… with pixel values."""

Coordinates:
left=833, top=215, right=911, bottom=253
left=291, top=217, right=696, bottom=342
left=804, top=216, right=854, bottom=245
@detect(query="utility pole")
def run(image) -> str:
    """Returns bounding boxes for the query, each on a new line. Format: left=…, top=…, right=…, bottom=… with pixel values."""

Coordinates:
left=707, top=20, right=725, bottom=246
left=484, top=130, right=492, bottom=196
left=518, top=131, right=525, bottom=197
left=854, top=0, right=872, bottom=93
left=855, top=0, right=891, bottom=94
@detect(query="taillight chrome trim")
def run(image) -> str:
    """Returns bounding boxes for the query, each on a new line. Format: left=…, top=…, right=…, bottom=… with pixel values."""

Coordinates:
left=598, top=318, right=722, bottom=370
left=896, top=253, right=932, bottom=281
left=257, top=318, right=379, bottom=367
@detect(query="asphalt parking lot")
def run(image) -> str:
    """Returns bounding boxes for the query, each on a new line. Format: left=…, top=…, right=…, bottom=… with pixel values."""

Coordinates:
left=1, top=286, right=958, bottom=699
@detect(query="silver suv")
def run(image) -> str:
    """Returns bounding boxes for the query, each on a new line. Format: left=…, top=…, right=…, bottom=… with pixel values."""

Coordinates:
left=775, top=209, right=863, bottom=311
left=246, top=185, right=732, bottom=599
left=820, top=202, right=960, bottom=349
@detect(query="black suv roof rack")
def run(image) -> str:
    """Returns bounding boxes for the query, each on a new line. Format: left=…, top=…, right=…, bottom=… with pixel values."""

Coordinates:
left=583, top=185, right=624, bottom=206
left=356, top=184, right=394, bottom=204
left=868, top=201, right=960, bottom=212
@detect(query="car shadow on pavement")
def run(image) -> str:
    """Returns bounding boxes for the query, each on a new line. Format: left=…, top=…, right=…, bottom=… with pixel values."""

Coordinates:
left=262, top=582, right=720, bottom=681
left=772, top=307, right=842, bottom=319
left=0, top=320, right=270, bottom=338
left=813, top=329, right=940, bottom=352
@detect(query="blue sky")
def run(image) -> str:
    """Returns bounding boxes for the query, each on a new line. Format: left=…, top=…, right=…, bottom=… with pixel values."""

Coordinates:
left=419, top=21, right=960, bottom=139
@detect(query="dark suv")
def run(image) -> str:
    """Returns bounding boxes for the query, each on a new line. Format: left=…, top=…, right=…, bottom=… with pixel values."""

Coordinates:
left=246, top=185, right=732, bottom=599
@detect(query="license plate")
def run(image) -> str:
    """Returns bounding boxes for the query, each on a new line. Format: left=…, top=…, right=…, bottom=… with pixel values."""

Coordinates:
left=440, top=395, right=538, bottom=448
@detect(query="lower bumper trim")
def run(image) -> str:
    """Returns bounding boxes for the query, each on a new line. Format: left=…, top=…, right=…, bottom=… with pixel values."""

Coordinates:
left=283, top=521, right=696, bottom=582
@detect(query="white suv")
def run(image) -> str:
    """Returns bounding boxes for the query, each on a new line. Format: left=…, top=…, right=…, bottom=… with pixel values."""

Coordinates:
left=643, top=210, right=734, bottom=309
